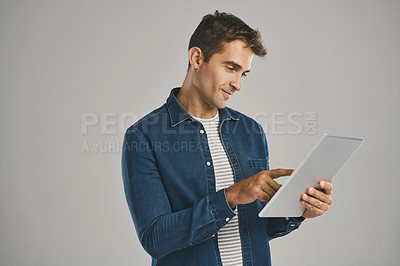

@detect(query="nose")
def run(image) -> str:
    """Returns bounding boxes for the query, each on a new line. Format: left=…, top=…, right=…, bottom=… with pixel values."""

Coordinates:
left=230, top=75, right=241, bottom=92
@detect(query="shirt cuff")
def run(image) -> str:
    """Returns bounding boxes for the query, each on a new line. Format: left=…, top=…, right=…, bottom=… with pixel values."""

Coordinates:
left=208, top=189, right=236, bottom=226
left=290, top=216, right=306, bottom=223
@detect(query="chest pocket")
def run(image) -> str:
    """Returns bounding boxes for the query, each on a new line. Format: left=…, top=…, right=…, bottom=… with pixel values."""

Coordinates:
left=249, top=157, right=269, bottom=170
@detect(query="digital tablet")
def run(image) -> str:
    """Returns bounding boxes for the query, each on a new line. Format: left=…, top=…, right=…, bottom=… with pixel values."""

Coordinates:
left=258, top=134, right=364, bottom=217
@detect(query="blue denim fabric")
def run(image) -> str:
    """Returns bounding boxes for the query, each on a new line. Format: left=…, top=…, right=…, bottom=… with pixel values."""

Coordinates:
left=122, top=87, right=305, bottom=266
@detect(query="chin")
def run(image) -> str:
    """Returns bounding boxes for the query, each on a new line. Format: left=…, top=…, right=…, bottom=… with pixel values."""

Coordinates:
left=212, top=96, right=228, bottom=109
left=216, top=102, right=227, bottom=109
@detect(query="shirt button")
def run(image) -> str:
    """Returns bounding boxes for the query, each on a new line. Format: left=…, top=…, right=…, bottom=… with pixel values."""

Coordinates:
left=290, top=224, right=295, bottom=227
left=200, top=129, right=205, bottom=134
left=212, top=234, right=216, bottom=238
left=225, top=217, right=230, bottom=222
left=206, top=161, right=211, bottom=166
left=285, top=217, right=289, bottom=221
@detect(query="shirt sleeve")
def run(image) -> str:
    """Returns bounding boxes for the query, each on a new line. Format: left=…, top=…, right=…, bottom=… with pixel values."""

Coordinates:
left=121, top=127, right=236, bottom=259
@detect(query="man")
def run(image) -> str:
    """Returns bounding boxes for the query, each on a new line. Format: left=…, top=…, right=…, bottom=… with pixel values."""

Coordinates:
left=122, top=11, right=333, bottom=266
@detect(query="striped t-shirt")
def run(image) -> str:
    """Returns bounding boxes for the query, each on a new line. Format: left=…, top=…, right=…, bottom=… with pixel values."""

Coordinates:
left=193, top=112, right=243, bottom=266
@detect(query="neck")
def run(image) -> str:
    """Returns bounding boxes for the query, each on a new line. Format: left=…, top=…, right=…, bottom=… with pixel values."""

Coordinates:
left=177, top=71, right=218, bottom=119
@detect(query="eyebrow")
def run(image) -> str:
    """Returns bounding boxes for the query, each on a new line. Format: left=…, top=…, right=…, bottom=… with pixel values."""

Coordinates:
left=223, top=60, right=251, bottom=74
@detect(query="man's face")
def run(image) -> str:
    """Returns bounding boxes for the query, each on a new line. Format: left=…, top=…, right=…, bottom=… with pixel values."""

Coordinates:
left=195, top=40, right=254, bottom=110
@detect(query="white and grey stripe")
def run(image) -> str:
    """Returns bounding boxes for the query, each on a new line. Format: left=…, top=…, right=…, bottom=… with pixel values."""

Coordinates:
left=194, top=112, right=242, bottom=266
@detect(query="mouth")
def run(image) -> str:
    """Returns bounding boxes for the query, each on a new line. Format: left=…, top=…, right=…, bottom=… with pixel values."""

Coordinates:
left=221, top=89, right=232, bottom=99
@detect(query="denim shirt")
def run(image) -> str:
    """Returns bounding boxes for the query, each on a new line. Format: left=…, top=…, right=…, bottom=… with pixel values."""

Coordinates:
left=122, top=88, right=304, bottom=266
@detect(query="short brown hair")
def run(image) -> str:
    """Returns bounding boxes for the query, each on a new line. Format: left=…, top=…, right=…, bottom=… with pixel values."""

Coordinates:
left=188, top=11, right=267, bottom=69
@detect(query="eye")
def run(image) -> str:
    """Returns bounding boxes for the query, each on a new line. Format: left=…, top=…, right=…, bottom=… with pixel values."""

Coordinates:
left=226, top=66, right=235, bottom=71
left=242, top=72, right=247, bottom=77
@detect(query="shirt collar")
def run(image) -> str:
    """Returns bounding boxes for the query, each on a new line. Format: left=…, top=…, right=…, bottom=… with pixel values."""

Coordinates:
left=166, top=87, right=239, bottom=127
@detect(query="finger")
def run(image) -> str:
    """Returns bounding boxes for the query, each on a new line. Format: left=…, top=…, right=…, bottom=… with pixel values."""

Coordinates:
left=307, top=187, right=333, bottom=205
left=264, top=177, right=281, bottom=192
left=301, top=193, right=329, bottom=211
left=260, top=182, right=277, bottom=199
left=319, top=180, right=333, bottom=195
left=300, top=200, right=324, bottom=216
left=265, top=168, right=295, bottom=179
left=253, top=183, right=275, bottom=202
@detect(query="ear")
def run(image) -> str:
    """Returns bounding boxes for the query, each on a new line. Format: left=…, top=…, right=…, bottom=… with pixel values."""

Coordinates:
left=188, top=47, right=204, bottom=70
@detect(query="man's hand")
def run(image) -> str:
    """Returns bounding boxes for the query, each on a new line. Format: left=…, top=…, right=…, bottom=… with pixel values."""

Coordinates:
left=225, top=169, right=294, bottom=209
left=300, top=179, right=334, bottom=218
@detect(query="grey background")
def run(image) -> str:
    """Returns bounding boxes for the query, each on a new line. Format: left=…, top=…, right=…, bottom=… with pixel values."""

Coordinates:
left=1, top=0, right=399, bottom=265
